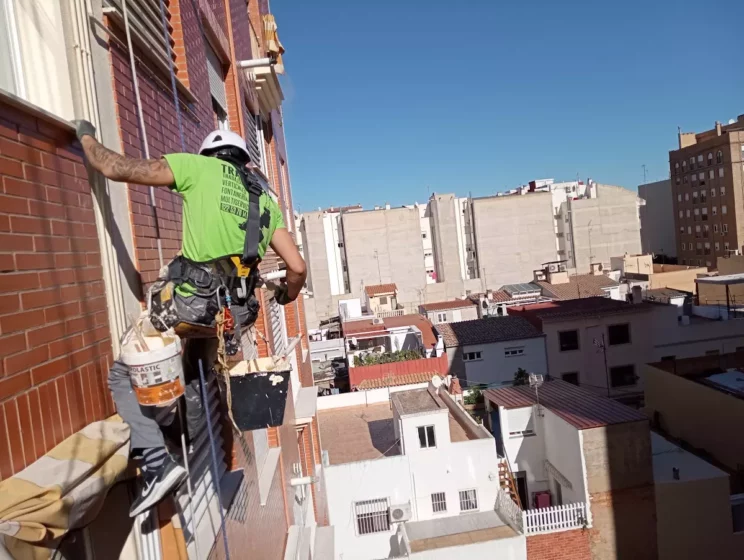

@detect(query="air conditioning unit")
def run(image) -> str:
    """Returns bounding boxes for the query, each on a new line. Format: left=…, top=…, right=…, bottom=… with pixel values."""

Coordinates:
left=388, top=503, right=412, bottom=523
left=372, top=318, right=384, bottom=325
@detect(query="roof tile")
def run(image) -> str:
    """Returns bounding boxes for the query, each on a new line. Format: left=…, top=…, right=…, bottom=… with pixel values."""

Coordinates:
left=437, top=316, right=543, bottom=347
left=537, top=274, right=619, bottom=300
left=365, top=283, right=398, bottom=297
left=420, top=299, right=477, bottom=312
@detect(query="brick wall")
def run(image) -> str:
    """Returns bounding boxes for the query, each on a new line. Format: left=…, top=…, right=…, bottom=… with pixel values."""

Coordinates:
left=0, top=100, right=114, bottom=479
left=527, top=530, right=592, bottom=560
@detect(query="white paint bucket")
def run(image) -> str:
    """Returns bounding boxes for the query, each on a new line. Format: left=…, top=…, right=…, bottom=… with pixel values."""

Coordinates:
left=121, top=333, right=185, bottom=406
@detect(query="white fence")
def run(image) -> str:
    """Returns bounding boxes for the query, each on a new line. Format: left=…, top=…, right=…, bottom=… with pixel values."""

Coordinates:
left=523, top=502, right=588, bottom=535
left=495, top=489, right=588, bottom=536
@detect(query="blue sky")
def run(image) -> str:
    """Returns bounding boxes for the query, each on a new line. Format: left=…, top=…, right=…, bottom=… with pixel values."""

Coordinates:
left=273, top=0, right=744, bottom=212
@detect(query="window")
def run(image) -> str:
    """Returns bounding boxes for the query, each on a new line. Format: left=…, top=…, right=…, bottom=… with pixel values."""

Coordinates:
left=679, top=226, right=685, bottom=234
left=697, top=155, right=703, bottom=166
left=206, top=45, right=229, bottom=128
left=683, top=175, right=688, bottom=184
left=607, top=324, right=631, bottom=346
left=694, top=208, right=699, bottom=216
left=714, top=224, right=719, bottom=233
left=459, top=489, right=478, bottom=512
left=677, top=194, right=682, bottom=202
left=505, top=347, right=525, bottom=357
left=687, top=226, right=692, bottom=235
left=699, top=172, right=705, bottom=184
left=715, top=242, right=720, bottom=251
left=559, top=330, right=580, bottom=352
left=436, top=312, right=447, bottom=323
left=721, top=186, right=726, bottom=196
left=691, top=173, right=697, bottom=183
left=719, top=167, right=724, bottom=177
left=701, top=191, right=707, bottom=204
left=712, top=206, right=717, bottom=216
left=681, top=259, right=686, bottom=265
left=431, top=492, right=447, bottom=513
left=675, top=177, right=680, bottom=185
left=689, top=156, right=695, bottom=169
left=610, top=365, right=636, bottom=387
left=682, top=161, right=687, bottom=171
left=354, top=498, right=390, bottom=535
left=710, top=169, right=715, bottom=180
left=711, top=187, right=716, bottom=197
left=675, top=162, right=680, bottom=174
left=418, top=425, right=436, bottom=448
left=562, top=372, right=579, bottom=385
left=723, top=224, right=728, bottom=234
left=707, top=153, right=713, bottom=166
left=422, top=232, right=427, bottom=239
left=724, top=242, right=730, bottom=251
left=681, top=243, right=686, bottom=250
left=716, top=150, right=723, bottom=164
left=678, top=210, right=683, bottom=218
left=463, top=351, right=482, bottom=361
left=692, top=192, right=698, bottom=202
left=685, top=193, right=690, bottom=201
left=722, top=205, right=728, bottom=215
left=686, top=210, right=691, bottom=218
left=379, top=296, right=388, bottom=305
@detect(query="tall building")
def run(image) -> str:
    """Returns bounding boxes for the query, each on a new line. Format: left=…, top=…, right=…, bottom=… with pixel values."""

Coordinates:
left=670, top=116, right=744, bottom=267
left=638, top=180, right=676, bottom=260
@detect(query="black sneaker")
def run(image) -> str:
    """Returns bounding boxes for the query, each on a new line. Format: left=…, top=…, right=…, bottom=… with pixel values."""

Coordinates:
left=129, top=457, right=187, bottom=517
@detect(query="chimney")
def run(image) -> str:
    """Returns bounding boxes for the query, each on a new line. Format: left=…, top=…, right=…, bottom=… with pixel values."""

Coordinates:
left=631, top=285, right=643, bottom=304
left=715, top=121, right=722, bottom=136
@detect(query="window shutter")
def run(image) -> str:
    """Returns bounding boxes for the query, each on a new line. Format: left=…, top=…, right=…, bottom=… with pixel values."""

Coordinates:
left=245, top=113, right=262, bottom=168
left=206, top=45, right=227, bottom=112
left=269, top=298, right=287, bottom=356
left=106, top=0, right=176, bottom=70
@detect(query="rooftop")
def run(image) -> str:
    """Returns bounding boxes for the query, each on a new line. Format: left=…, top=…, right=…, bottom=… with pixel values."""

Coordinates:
left=643, top=288, right=691, bottom=303
left=356, top=372, right=435, bottom=391
left=420, top=299, right=476, bottom=312
left=653, top=263, right=706, bottom=274
left=651, top=354, right=744, bottom=400
left=318, top=398, right=471, bottom=465
left=512, top=297, right=653, bottom=322
left=391, top=387, right=444, bottom=415
left=437, top=316, right=543, bottom=347
left=536, top=273, right=619, bottom=300
left=652, top=433, right=728, bottom=484
left=485, top=379, right=646, bottom=430
left=696, top=273, right=744, bottom=286
left=381, top=314, right=438, bottom=349
left=405, top=511, right=516, bottom=553
left=704, top=370, right=744, bottom=397
left=365, top=283, right=397, bottom=296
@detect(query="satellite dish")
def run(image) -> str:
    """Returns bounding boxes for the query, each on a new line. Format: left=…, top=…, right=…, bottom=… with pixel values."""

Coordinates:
left=431, top=375, right=443, bottom=389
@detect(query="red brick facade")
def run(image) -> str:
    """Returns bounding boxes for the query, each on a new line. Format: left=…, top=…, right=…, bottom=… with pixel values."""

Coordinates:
left=0, top=101, right=114, bottom=479
left=527, top=530, right=593, bottom=560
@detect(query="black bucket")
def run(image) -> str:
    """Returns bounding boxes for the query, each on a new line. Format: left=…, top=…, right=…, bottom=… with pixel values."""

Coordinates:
left=228, top=369, right=291, bottom=431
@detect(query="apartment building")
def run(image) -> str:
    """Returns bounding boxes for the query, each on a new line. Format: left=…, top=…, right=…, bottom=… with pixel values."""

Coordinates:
left=613, top=254, right=709, bottom=294
left=670, top=116, right=744, bottom=266
left=638, top=180, right=676, bottom=260
left=0, top=2, right=323, bottom=558
left=485, top=379, right=657, bottom=560
left=438, top=317, right=548, bottom=386
left=558, top=183, right=644, bottom=273
left=318, top=382, right=527, bottom=560
left=696, top=254, right=744, bottom=308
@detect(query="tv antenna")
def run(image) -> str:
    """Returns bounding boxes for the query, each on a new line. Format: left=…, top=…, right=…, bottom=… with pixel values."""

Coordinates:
left=529, top=373, right=544, bottom=416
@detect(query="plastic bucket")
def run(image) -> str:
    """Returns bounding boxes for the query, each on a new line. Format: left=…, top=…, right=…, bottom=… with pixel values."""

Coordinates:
left=121, top=334, right=185, bottom=406
left=228, top=358, right=290, bottom=431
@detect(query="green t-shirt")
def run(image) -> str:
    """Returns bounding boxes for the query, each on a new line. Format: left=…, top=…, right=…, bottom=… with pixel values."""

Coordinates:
left=163, top=153, right=285, bottom=263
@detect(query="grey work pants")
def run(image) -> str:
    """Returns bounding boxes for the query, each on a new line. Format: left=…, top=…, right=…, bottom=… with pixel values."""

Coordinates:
left=108, top=327, right=256, bottom=450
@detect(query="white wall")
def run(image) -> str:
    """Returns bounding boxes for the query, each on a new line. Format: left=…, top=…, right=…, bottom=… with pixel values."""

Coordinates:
left=542, top=409, right=587, bottom=505
left=499, top=406, right=548, bottom=499
left=324, top=427, right=500, bottom=559
left=450, top=337, right=548, bottom=386
left=323, top=212, right=347, bottom=296
left=398, top=410, right=450, bottom=456
left=317, top=383, right=429, bottom=410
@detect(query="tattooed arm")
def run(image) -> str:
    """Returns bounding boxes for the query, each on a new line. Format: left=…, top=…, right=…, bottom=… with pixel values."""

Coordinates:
left=80, top=135, right=175, bottom=186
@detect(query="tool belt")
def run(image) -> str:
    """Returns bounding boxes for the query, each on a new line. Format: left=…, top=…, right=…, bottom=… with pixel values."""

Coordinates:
left=148, top=256, right=260, bottom=338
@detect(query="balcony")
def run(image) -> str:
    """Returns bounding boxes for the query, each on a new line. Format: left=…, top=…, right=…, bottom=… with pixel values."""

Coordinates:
left=375, top=309, right=404, bottom=318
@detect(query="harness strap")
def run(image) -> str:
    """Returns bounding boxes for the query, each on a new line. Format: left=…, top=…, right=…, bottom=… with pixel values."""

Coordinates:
left=234, top=166, right=264, bottom=266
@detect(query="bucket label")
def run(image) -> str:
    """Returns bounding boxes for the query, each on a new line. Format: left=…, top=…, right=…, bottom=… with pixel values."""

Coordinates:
left=130, top=354, right=182, bottom=388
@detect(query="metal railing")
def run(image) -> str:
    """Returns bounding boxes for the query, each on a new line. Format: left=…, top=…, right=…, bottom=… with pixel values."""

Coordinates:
left=523, top=502, right=588, bottom=535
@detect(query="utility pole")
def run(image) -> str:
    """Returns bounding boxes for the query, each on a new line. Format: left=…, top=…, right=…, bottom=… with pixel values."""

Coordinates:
left=594, top=335, right=611, bottom=397
left=373, top=250, right=382, bottom=283
left=642, top=164, right=648, bottom=184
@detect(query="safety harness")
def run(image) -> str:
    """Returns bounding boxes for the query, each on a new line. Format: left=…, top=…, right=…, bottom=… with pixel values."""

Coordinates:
left=148, top=157, right=264, bottom=340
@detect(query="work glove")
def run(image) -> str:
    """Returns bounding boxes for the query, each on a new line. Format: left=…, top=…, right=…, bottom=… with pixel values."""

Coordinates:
left=71, top=119, right=96, bottom=142
left=274, top=282, right=293, bottom=306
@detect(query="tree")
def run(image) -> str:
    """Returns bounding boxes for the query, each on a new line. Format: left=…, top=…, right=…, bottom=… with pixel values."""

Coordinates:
left=513, top=368, right=530, bottom=386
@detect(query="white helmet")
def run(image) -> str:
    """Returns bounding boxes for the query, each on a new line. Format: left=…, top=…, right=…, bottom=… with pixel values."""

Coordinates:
left=199, top=129, right=250, bottom=160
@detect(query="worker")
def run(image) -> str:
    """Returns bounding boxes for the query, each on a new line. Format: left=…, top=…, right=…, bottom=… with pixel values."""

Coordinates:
left=73, top=120, right=307, bottom=517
